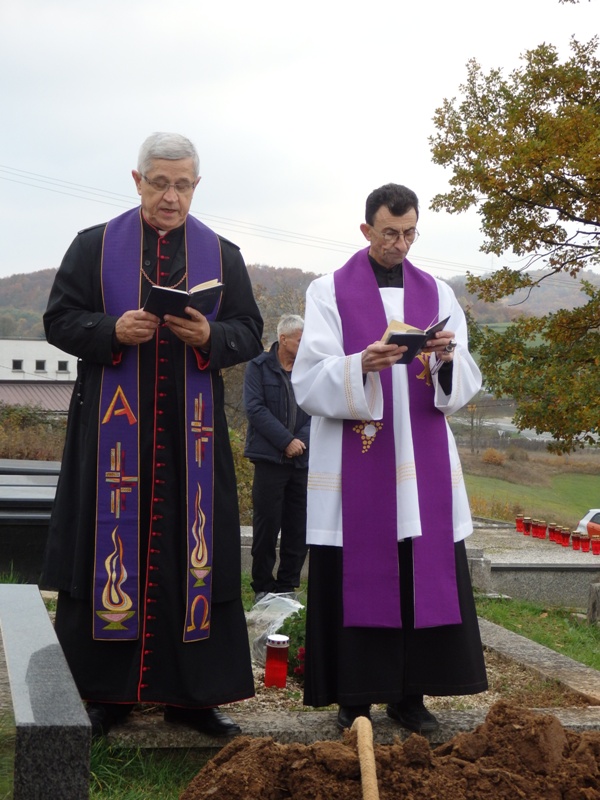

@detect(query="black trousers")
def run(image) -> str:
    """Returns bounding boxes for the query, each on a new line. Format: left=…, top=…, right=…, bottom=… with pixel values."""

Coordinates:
left=251, top=460, right=308, bottom=594
left=303, top=539, right=488, bottom=708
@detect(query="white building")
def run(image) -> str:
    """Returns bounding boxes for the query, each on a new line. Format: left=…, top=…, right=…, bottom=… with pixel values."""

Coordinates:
left=0, top=339, right=75, bottom=412
left=0, top=338, right=74, bottom=382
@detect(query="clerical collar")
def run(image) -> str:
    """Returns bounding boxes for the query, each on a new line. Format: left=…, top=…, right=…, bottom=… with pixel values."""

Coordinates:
left=368, top=255, right=404, bottom=287
left=141, top=213, right=185, bottom=241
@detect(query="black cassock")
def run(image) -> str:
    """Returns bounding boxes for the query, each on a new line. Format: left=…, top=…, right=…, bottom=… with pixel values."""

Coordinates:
left=42, top=217, right=263, bottom=707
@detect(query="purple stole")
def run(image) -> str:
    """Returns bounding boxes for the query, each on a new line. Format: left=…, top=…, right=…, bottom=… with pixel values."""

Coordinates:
left=93, top=207, right=221, bottom=642
left=334, top=248, right=461, bottom=629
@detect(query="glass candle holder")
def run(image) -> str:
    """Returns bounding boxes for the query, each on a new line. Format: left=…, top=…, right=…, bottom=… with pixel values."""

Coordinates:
left=581, top=536, right=591, bottom=553
left=264, top=634, right=290, bottom=688
left=571, top=532, right=581, bottom=551
left=515, top=515, right=524, bottom=533
left=592, top=537, right=600, bottom=556
left=523, top=517, right=532, bottom=536
left=539, top=521, right=547, bottom=540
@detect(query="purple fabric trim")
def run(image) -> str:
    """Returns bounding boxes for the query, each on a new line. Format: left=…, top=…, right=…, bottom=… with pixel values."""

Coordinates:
left=334, top=248, right=400, bottom=628
left=181, top=220, right=221, bottom=642
left=94, top=208, right=221, bottom=642
left=334, top=249, right=461, bottom=629
left=403, top=261, right=461, bottom=628
left=94, top=208, right=143, bottom=640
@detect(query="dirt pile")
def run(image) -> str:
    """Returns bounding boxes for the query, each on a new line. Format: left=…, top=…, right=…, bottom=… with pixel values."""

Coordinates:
left=180, top=702, right=600, bottom=800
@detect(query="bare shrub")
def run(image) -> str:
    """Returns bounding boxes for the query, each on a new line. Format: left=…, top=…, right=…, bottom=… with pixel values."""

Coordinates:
left=229, top=427, right=253, bottom=525
left=482, top=447, right=506, bottom=466
left=507, top=446, right=529, bottom=462
left=0, top=403, right=66, bottom=461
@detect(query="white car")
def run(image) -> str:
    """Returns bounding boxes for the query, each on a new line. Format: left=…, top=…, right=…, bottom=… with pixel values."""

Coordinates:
left=576, top=509, right=600, bottom=537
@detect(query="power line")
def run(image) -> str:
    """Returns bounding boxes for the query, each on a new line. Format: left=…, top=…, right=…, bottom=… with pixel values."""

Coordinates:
left=0, top=164, right=594, bottom=284
left=0, top=164, right=494, bottom=275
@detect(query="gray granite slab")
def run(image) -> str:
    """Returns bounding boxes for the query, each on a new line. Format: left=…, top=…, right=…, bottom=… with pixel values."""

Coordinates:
left=478, top=616, right=600, bottom=703
left=0, top=585, right=90, bottom=799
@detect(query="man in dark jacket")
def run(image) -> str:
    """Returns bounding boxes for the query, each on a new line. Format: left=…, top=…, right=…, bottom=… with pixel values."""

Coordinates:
left=42, top=132, right=263, bottom=739
left=243, top=314, right=310, bottom=601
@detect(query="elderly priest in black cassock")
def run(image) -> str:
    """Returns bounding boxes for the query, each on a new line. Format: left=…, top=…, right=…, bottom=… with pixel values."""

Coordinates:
left=42, top=132, right=263, bottom=738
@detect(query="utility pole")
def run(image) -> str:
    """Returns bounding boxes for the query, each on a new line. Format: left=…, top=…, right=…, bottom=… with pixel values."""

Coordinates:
left=467, top=403, right=477, bottom=453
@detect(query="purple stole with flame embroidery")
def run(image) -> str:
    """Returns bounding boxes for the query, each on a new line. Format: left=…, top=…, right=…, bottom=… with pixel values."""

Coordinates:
left=334, top=247, right=461, bottom=629
left=93, top=207, right=221, bottom=642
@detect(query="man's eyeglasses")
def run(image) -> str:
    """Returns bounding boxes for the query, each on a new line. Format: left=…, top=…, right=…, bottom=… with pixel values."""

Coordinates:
left=142, top=175, right=197, bottom=194
left=373, top=227, right=419, bottom=245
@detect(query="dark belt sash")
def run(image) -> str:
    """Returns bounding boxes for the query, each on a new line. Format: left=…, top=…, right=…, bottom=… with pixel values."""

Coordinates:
left=93, top=207, right=221, bottom=642
left=334, top=249, right=461, bottom=629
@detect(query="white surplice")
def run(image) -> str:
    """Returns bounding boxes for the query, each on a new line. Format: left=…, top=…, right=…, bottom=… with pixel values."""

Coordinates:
left=291, top=271, right=481, bottom=549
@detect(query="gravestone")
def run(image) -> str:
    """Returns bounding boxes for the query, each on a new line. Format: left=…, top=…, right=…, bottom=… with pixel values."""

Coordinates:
left=0, top=460, right=59, bottom=584
left=0, top=584, right=90, bottom=799
left=587, top=582, right=600, bottom=625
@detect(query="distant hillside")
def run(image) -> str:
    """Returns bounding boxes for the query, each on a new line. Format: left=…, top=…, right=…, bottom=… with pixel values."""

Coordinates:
left=1, top=264, right=598, bottom=339
left=0, top=264, right=322, bottom=341
left=445, top=270, right=600, bottom=323
left=0, top=268, right=57, bottom=338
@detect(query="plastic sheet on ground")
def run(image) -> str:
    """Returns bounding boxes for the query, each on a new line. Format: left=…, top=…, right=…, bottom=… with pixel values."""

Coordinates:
left=246, top=592, right=304, bottom=667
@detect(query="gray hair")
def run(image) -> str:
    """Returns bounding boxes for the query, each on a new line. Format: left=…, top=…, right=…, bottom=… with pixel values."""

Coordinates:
left=277, top=314, right=304, bottom=338
left=137, top=132, right=200, bottom=177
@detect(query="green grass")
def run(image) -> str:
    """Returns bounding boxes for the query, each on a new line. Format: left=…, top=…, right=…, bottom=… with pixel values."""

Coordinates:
left=90, top=741, right=209, bottom=799
left=0, top=564, right=24, bottom=584
left=476, top=595, right=600, bottom=671
left=465, top=472, right=600, bottom=526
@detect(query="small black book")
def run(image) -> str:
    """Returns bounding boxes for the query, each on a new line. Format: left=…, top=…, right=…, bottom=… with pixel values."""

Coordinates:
left=143, top=280, right=224, bottom=319
left=382, top=315, right=450, bottom=364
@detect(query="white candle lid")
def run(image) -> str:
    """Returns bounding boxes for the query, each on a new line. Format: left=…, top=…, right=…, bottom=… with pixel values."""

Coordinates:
left=267, top=634, right=290, bottom=647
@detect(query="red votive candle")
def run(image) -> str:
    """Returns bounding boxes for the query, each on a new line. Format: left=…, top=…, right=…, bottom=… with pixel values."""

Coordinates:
left=523, top=517, right=531, bottom=535
left=581, top=536, right=591, bottom=553
left=265, top=634, right=289, bottom=688
left=592, top=538, right=600, bottom=556
left=515, top=515, right=524, bottom=533
left=572, top=533, right=581, bottom=551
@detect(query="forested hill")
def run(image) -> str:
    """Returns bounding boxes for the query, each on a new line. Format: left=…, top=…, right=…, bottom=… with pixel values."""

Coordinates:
left=445, top=270, right=600, bottom=323
left=0, top=264, right=322, bottom=340
left=1, top=264, right=598, bottom=339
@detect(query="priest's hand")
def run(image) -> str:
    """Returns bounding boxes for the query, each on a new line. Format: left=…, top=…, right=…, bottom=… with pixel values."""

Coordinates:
left=362, top=341, right=408, bottom=373
left=423, top=328, right=456, bottom=364
left=115, top=310, right=160, bottom=345
left=163, top=307, right=211, bottom=350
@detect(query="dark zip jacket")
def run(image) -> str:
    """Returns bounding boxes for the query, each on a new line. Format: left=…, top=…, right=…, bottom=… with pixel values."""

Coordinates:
left=243, top=342, right=310, bottom=468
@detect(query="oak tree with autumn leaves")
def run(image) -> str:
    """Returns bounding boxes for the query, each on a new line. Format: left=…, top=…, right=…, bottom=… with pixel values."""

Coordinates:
left=429, top=34, right=600, bottom=452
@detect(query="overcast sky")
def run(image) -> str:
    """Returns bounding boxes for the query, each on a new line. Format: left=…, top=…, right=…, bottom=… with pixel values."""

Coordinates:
left=0, top=0, right=596, bottom=283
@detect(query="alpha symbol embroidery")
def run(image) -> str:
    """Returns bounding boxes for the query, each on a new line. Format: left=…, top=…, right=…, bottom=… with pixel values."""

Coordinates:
left=102, top=385, right=138, bottom=425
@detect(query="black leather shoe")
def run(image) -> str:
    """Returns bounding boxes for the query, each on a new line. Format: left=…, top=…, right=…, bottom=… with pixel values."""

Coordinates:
left=386, top=696, right=439, bottom=733
left=86, top=703, right=133, bottom=738
left=164, top=705, right=242, bottom=737
left=336, top=704, right=371, bottom=731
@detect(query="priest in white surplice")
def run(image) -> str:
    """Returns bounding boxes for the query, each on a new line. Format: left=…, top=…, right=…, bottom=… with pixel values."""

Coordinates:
left=292, top=184, right=488, bottom=733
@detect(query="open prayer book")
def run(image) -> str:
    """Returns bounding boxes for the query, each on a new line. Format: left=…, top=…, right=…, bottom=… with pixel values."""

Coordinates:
left=381, top=315, right=450, bottom=364
left=143, top=279, right=224, bottom=319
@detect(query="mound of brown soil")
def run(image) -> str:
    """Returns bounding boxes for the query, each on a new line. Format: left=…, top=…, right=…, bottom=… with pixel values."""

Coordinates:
left=180, top=701, right=600, bottom=800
